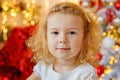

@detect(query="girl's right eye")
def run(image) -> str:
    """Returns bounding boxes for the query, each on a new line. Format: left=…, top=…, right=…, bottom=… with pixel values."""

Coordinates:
left=51, top=31, right=59, bottom=35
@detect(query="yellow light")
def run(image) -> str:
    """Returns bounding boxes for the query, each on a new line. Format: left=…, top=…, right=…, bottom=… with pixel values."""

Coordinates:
left=2, top=1, right=9, bottom=11
left=104, top=66, right=113, bottom=74
left=103, top=32, right=107, bottom=36
left=12, top=0, right=16, bottom=3
left=23, top=10, right=30, bottom=18
left=23, top=20, right=28, bottom=25
left=2, top=26, right=8, bottom=40
left=1, top=12, right=7, bottom=24
left=113, top=45, right=119, bottom=51
left=61, top=0, right=65, bottom=2
left=30, top=20, right=35, bottom=25
left=3, top=27, right=7, bottom=33
left=110, top=25, right=114, bottom=29
left=45, top=0, right=49, bottom=8
left=109, top=56, right=117, bottom=64
left=107, top=31, right=114, bottom=38
left=26, top=3, right=31, bottom=9
left=113, top=29, right=117, bottom=33
left=31, top=0, right=35, bottom=4
left=10, top=9, right=17, bottom=17
left=109, top=2, right=114, bottom=6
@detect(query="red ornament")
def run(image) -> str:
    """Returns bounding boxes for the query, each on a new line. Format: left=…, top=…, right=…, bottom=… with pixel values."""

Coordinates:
left=79, top=0, right=82, bottom=5
left=96, top=53, right=102, bottom=61
left=90, top=1, right=96, bottom=7
left=97, top=0, right=103, bottom=10
left=0, top=24, right=37, bottom=80
left=106, top=8, right=117, bottom=23
left=115, top=2, right=120, bottom=10
left=96, top=65, right=104, bottom=77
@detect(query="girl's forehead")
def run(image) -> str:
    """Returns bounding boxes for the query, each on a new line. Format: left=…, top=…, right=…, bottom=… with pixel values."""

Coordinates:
left=47, top=13, right=84, bottom=29
left=47, top=12, right=82, bottom=19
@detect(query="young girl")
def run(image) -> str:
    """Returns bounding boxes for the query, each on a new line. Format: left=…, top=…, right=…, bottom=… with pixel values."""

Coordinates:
left=26, top=2, right=102, bottom=80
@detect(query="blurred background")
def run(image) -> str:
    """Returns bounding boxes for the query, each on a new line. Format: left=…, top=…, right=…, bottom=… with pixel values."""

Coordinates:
left=0, top=0, right=120, bottom=80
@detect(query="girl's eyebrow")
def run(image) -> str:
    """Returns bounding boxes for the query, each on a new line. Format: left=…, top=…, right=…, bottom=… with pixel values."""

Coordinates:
left=49, top=27, right=81, bottom=30
left=49, top=28, right=59, bottom=30
left=68, top=28, right=80, bottom=30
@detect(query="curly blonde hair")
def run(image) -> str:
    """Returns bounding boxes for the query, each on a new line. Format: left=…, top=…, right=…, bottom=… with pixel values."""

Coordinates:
left=26, top=2, right=103, bottom=67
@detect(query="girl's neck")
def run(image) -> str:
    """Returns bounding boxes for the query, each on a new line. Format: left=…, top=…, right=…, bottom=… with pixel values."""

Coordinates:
left=53, top=58, right=80, bottom=73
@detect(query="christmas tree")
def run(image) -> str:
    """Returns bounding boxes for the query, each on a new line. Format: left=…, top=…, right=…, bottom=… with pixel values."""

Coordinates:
left=86, top=0, right=120, bottom=80
left=78, top=0, right=120, bottom=80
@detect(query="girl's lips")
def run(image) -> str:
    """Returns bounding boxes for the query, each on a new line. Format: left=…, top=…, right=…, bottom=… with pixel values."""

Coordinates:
left=57, top=48, right=70, bottom=50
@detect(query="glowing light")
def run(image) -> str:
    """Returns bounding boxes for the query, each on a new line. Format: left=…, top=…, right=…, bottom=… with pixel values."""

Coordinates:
left=61, top=0, right=65, bottom=2
left=104, top=66, right=113, bottom=74
left=1, top=12, right=7, bottom=24
left=0, top=0, right=42, bottom=41
left=2, top=1, right=9, bottom=11
left=10, top=9, right=17, bottom=17
left=1, top=26, right=8, bottom=40
left=109, top=2, right=114, bottom=6
left=30, top=20, right=35, bottom=25
left=45, top=0, right=49, bottom=8
left=23, top=10, right=31, bottom=18
left=113, top=45, right=119, bottom=51
left=103, top=32, right=107, bottom=36
left=109, top=56, right=117, bottom=64
left=23, top=20, right=28, bottom=25
left=31, top=0, right=36, bottom=4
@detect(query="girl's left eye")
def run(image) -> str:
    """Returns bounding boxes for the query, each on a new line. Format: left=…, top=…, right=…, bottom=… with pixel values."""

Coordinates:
left=68, top=31, right=76, bottom=35
left=51, top=31, right=59, bottom=35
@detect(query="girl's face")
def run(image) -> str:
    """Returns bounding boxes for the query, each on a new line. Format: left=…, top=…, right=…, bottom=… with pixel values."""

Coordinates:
left=47, top=13, right=84, bottom=60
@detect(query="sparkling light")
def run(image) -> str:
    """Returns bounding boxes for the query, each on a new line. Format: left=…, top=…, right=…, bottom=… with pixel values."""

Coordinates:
left=104, top=66, right=113, bottom=74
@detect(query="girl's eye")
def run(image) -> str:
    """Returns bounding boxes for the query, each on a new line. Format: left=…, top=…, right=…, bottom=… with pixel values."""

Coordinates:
left=68, top=31, right=76, bottom=35
left=52, top=32, right=59, bottom=35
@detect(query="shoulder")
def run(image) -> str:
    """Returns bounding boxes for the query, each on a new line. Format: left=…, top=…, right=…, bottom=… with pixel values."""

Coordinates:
left=33, top=61, right=49, bottom=78
left=78, top=63, right=98, bottom=80
left=80, top=63, right=96, bottom=72
left=26, top=72, right=40, bottom=80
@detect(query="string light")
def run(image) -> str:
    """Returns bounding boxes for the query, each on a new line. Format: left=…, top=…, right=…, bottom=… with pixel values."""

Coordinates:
left=113, top=45, right=119, bottom=51
left=30, top=20, right=35, bottom=25
left=2, top=1, right=9, bottom=11
left=45, top=0, right=49, bottom=8
left=31, top=0, right=36, bottom=4
left=103, top=32, right=107, bottom=36
left=0, top=0, right=41, bottom=41
left=1, top=12, right=7, bottom=24
left=104, top=66, right=113, bottom=74
left=10, top=9, right=17, bottom=17
left=109, top=2, right=114, bottom=6
left=1, top=26, right=8, bottom=40
left=109, top=56, right=117, bottom=64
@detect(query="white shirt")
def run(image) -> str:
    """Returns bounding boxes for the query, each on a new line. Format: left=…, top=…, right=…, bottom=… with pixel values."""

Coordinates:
left=33, top=61, right=98, bottom=80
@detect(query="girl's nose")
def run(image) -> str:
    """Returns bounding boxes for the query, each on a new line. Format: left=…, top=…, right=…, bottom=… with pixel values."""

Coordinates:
left=59, top=34, right=68, bottom=43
